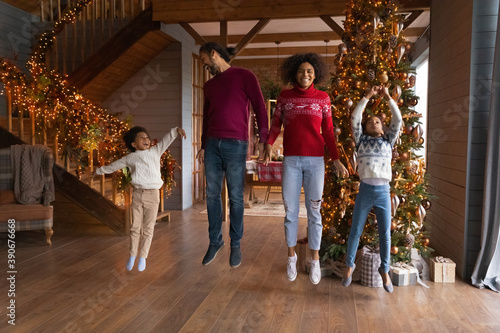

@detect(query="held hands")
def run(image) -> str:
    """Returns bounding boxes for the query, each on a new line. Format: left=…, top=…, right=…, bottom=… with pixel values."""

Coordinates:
left=177, top=127, right=187, bottom=139
left=258, top=144, right=273, bottom=166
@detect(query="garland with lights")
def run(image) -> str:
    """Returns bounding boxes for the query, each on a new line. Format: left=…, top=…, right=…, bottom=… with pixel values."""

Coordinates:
left=0, top=0, right=177, bottom=196
left=321, top=0, right=434, bottom=263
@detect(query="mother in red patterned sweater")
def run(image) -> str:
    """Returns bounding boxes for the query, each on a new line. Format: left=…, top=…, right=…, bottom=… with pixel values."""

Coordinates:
left=263, top=53, right=348, bottom=285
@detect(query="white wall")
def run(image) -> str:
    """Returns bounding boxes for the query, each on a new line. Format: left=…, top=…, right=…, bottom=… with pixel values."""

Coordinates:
left=161, top=24, right=199, bottom=210
left=102, top=24, right=197, bottom=210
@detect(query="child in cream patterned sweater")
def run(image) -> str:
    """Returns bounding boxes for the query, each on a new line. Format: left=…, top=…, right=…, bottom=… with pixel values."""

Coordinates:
left=341, top=85, right=402, bottom=293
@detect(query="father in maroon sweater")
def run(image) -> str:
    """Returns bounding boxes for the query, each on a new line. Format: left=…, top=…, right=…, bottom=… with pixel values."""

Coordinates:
left=197, top=42, right=269, bottom=268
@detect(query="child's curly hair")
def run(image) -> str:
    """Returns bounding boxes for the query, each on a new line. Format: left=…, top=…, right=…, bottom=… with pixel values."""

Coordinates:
left=123, top=126, right=149, bottom=152
left=280, top=53, right=327, bottom=85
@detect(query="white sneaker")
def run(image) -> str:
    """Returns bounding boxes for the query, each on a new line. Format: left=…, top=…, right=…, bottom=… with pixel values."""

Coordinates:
left=286, top=253, right=297, bottom=281
left=309, top=259, right=321, bottom=285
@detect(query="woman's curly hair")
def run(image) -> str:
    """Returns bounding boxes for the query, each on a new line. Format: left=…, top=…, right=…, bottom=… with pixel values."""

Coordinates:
left=280, top=53, right=328, bottom=86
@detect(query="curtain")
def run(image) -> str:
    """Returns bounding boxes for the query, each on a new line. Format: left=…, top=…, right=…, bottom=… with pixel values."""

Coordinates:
left=471, top=1, right=500, bottom=292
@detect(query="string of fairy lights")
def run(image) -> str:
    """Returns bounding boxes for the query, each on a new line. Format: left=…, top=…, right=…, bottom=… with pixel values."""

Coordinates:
left=0, top=0, right=177, bottom=194
left=322, top=0, right=433, bottom=261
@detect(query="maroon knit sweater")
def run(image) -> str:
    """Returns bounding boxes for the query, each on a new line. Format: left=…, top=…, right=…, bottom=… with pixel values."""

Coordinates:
left=267, top=83, right=339, bottom=159
left=201, top=66, right=269, bottom=149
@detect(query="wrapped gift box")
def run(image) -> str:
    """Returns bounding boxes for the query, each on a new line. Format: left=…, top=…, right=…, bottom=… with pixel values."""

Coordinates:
left=360, top=246, right=383, bottom=287
left=390, top=265, right=418, bottom=286
left=430, top=256, right=456, bottom=283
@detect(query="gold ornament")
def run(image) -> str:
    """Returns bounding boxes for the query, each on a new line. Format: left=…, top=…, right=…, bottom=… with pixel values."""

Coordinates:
left=378, top=71, right=389, bottom=83
left=404, top=124, right=414, bottom=135
left=409, top=75, right=416, bottom=87
left=409, top=97, right=418, bottom=106
left=391, top=246, right=399, bottom=254
left=391, top=221, right=398, bottom=230
left=412, top=124, right=424, bottom=141
left=344, top=98, right=353, bottom=108
left=391, top=84, right=402, bottom=101
left=338, top=43, right=347, bottom=55
left=422, top=199, right=431, bottom=210
left=391, top=193, right=400, bottom=216
left=396, top=44, right=406, bottom=64
left=416, top=204, right=426, bottom=226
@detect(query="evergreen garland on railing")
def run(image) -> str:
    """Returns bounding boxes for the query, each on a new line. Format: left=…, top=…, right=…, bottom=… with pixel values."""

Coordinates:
left=1, top=0, right=177, bottom=196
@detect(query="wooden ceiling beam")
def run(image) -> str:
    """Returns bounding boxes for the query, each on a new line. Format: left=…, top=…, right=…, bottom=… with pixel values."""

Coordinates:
left=154, top=0, right=430, bottom=23
left=202, top=27, right=426, bottom=45
left=238, top=45, right=336, bottom=57
left=179, top=22, right=207, bottom=45
left=220, top=20, right=228, bottom=47
left=232, top=18, right=271, bottom=59
left=403, top=10, right=424, bottom=30
left=154, top=0, right=347, bottom=23
left=319, top=15, right=344, bottom=38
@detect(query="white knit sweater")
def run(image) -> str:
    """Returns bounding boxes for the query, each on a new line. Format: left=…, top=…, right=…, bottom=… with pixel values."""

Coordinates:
left=351, top=97, right=402, bottom=183
left=95, top=127, right=178, bottom=190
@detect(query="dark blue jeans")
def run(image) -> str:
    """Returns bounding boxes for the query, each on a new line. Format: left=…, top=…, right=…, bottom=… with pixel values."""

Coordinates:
left=204, top=138, right=248, bottom=248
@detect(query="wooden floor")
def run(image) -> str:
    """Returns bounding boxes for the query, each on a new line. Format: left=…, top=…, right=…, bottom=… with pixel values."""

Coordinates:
left=1, top=201, right=499, bottom=333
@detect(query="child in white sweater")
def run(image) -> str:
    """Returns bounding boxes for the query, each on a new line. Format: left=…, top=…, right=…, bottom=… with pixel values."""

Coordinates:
left=341, top=85, right=402, bottom=292
left=95, top=126, right=186, bottom=271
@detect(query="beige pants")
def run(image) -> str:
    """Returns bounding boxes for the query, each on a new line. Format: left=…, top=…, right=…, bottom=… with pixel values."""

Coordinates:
left=130, top=188, right=160, bottom=258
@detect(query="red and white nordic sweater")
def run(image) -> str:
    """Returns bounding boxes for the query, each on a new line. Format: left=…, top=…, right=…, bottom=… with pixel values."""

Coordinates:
left=266, top=84, right=339, bottom=159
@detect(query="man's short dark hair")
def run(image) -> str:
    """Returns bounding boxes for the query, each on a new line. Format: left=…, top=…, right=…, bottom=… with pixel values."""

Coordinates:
left=199, top=42, right=236, bottom=63
left=123, top=126, right=148, bottom=152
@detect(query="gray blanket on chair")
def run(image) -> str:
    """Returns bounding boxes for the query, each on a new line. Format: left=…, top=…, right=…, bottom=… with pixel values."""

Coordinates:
left=11, top=144, right=55, bottom=206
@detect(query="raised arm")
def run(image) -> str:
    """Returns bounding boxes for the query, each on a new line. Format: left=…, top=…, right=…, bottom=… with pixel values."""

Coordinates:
left=381, top=85, right=403, bottom=146
left=95, top=156, right=128, bottom=175
left=153, top=127, right=181, bottom=155
left=351, top=86, right=378, bottom=144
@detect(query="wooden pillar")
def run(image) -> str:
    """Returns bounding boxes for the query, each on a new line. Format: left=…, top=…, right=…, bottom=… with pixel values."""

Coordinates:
left=30, top=107, right=35, bottom=145
left=220, top=20, right=228, bottom=47
left=6, top=87, right=12, bottom=132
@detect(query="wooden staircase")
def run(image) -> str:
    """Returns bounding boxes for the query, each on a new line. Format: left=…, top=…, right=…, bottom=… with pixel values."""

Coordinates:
left=0, top=0, right=174, bottom=235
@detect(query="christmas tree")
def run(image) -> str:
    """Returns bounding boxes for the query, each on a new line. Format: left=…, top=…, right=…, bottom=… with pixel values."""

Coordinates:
left=321, top=0, right=433, bottom=263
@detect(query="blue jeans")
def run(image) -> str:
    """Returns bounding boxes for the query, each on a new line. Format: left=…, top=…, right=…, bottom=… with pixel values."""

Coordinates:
left=345, top=182, right=392, bottom=272
left=282, top=156, right=325, bottom=251
left=204, top=138, right=248, bottom=248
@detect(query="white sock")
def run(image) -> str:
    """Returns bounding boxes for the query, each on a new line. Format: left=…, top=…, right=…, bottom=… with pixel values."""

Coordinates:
left=126, top=256, right=136, bottom=271
left=138, top=258, right=146, bottom=272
